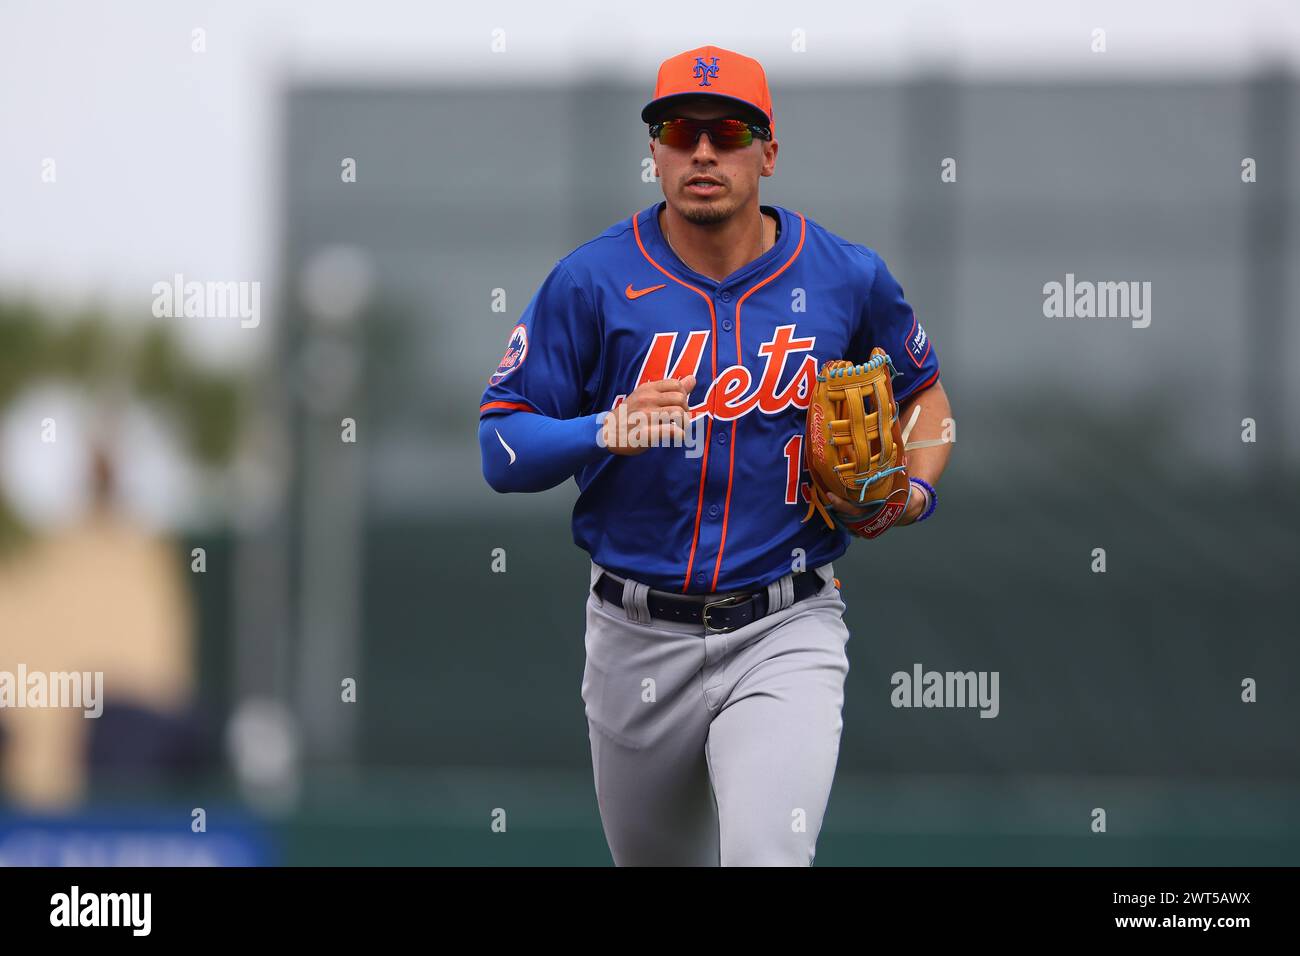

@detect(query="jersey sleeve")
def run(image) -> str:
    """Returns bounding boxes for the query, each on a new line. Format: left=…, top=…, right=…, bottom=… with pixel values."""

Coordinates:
left=848, top=250, right=940, bottom=402
left=479, top=260, right=601, bottom=420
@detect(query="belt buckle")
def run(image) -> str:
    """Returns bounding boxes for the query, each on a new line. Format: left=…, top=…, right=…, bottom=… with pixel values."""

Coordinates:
left=702, top=594, right=746, bottom=634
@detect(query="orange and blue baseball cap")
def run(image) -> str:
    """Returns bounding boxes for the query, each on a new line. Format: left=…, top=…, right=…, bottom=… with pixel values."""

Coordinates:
left=641, top=45, right=774, bottom=133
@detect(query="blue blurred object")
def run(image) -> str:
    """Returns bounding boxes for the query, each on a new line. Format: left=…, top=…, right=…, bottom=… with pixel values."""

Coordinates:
left=0, top=809, right=275, bottom=866
left=85, top=700, right=218, bottom=778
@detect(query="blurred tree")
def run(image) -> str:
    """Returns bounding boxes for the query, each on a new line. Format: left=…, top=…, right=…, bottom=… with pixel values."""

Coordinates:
left=0, top=300, right=50, bottom=405
left=0, top=297, right=246, bottom=553
left=133, top=324, right=242, bottom=465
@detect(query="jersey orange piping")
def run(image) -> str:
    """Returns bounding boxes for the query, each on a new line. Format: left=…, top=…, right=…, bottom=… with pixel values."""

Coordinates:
left=631, top=209, right=719, bottom=593
left=479, top=400, right=538, bottom=415
left=709, top=211, right=807, bottom=591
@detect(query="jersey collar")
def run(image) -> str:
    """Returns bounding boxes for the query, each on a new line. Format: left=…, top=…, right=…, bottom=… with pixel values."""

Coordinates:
left=639, top=200, right=793, bottom=291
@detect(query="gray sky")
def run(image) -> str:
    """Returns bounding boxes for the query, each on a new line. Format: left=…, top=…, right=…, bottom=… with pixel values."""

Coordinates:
left=1, top=0, right=1297, bottom=365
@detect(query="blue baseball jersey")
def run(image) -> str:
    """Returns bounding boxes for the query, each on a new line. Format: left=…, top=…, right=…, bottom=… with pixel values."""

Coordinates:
left=479, top=201, right=940, bottom=594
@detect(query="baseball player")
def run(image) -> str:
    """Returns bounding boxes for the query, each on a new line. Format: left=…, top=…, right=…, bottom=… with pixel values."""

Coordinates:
left=478, top=44, right=953, bottom=866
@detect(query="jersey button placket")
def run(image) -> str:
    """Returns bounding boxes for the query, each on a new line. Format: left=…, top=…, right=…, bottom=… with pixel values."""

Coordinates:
left=702, top=295, right=733, bottom=590
left=696, top=428, right=728, bottom=591
left=700, top=348, right=730, bottom=707
left=699, top=289, right=735, bottom=593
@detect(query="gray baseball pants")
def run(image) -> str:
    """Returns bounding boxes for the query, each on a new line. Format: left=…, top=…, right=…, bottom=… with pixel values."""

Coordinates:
left=581, top=559, right=850, bottom=866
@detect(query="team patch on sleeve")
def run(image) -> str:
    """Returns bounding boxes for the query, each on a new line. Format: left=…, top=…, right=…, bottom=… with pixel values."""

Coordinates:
left=489, top=323, right=529, bottom=385
left=905, top=314, right=930, bottom=368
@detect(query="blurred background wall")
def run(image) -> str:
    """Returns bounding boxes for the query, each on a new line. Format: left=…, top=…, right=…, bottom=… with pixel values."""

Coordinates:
left=0, top=0, right=1297, bottom=865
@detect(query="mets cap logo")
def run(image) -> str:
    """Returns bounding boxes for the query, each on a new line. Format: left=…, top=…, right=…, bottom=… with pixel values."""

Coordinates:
left=489, top=323, right=529, bottom=385
left=693, top=56, right=720, bottom=86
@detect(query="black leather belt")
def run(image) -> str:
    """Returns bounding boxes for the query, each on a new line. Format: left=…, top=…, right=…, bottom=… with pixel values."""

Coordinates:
left=593, top=569, right=826, bottom=634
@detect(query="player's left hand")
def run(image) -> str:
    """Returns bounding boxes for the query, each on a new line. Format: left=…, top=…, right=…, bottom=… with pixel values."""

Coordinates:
left=826, top=487, right=926, bottom=527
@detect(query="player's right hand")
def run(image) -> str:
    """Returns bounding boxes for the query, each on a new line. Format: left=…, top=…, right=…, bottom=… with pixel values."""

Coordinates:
left=599, top=374, right=697, bottom=456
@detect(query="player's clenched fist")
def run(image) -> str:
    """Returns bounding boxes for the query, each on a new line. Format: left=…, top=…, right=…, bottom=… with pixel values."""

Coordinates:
left=599, top=374, right=697, bottom=455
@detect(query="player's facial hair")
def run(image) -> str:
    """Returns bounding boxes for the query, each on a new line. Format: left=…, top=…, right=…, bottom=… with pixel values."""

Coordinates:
left=678, top=202, right=734, bottom=225
left=677, top=180, right=745, bottom=225
left=674, top=148, right=763, bottom=225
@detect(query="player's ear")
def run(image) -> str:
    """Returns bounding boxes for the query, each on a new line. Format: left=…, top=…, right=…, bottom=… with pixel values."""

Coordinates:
left=760, top=138, right=778, bottom=177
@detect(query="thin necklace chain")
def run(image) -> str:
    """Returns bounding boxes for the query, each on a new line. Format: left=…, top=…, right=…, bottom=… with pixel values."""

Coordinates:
left=662, top=218, right=687, bottom=265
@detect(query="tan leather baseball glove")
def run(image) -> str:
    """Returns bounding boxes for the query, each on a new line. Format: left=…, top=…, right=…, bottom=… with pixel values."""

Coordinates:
left=802, top=348, right=911, bottom=539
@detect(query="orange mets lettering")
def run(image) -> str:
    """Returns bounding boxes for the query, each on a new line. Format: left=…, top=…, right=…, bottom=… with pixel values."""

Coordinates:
left=612, top=324, right=818, bottom=421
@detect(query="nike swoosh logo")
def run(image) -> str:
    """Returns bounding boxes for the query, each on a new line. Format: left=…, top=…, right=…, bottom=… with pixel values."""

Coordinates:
left=625, top=283, right=666, bottom=300
left=495, top=428, right=516, bottom=465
